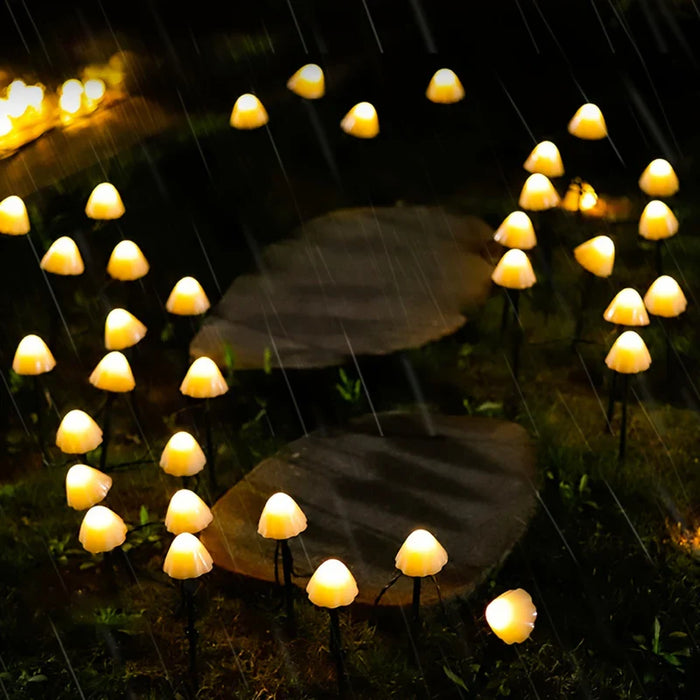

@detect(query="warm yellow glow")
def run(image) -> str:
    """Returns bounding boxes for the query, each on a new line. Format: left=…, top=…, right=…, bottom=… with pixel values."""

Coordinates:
left=604, top=288, right=649, bottom=327
left=163, top=532, right=213, bottom=579
left=107, top=240, right=149, bottom=281
left=165, top=276, right=210, bottom=316
left=85, top=182, right=125, bottom=220
left=59, top=91, right=82, bottom=115
left=395, top=528, right=448, bottom=578
left=573, top=235, right=615, bottom=278
left=230, top=93, right=269, bottom=130
left=40, top=236, right=84, bottom=275
left=0, top=195, right=30, bottom=235
left=287, top=64, right=325, bottom=99
left=165, top=489, right=213, bottom=535
left=24, top=84, right=44, bottom=110
left=89, top=351, right=135, bottom=393
left=639, top=158, right=678, bottom=198
left=567, top=103, right=607, bottom=140
left=66, top=464, right=112, bottom=511
left=79, top=505, right=127, bottom=553
left=12, top=334, right=55, bottom=375
left=104, top=308, right=147, bottom=350
left=493, top=211, right=537, bottom=250
left=485, top=589, right=537, bottom=644
left=61, top=79, right=84, bottom=96
left=340, top=101, right=379, bottom=139
left=644, top=275, right=687, bottom=318
left=56, top=409, right=103, bottom=454
left=605, top=330, right=652, bottom=374
left=518, top=173, right=560, bottom=211
left=180, top=357, right=229, bottom=399
left=160, top=431, right=206, bottom=477
left=0, top=114, right=12, bottom=136
left=523, top=140, right=564, bottom=178
left=306, top=559, right=359, bottom=609
left=579, top=185, right=598, bottom=212
left=491, top=249, right=537, bottom=290
left=84, top=78, right=106, bottom=102
left=639, top=200, right=678, bottom=241
left=7, top=80, right=29, bottom=118
left=425, top=68, right=465, bottom=104
left=257, top=492, right=308, bottom=540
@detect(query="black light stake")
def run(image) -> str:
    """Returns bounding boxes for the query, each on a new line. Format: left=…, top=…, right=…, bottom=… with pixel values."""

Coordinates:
left=618, top=374, right=630, bottom=463
left=183, top=579, right=199, bottom=691
left=328, top=608, right=346, bottom=691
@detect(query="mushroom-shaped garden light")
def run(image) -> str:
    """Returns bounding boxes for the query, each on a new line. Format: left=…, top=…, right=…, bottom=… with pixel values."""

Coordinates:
left=340, top=101, right=379, bottom=139
left=104, top=308, right=147, bottom=350
left=165, top=489, right=213, bottom=535
left=66, top=464, right=112, bottom=511
left=567, top=103, right=607, bottom=140
left=486, top=588, right=537, bottom=644
left=639, top=200, right=678, bottom=274
left=0, top=195, right=30, bottom=235
left=639, top=158, right=679, bottom=198
left=107, top=240, right=149, bottom=281
left=425, top=68, right=465, bottom=104
left=40, top=236, right=84, bottom=276
left=493, top=211, right=537, bottom=250
left=230, top=93, right=268, bottom=130
left=85, top=183, right=125, bottom=220
left=160, top=431, right=207, bottom=484
left=287, top=64, right=325, bottom=99
left=56, top=409, right=102, bottom=463
left=79, top=505, right=127, bottom=554
left=523, top=141, right=564, bottom=178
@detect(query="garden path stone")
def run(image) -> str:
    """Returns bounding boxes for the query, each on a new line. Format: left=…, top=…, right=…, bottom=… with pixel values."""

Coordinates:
left=202, top=412, right=536, bottom=607
left=191, top=206, right=494, bottom=369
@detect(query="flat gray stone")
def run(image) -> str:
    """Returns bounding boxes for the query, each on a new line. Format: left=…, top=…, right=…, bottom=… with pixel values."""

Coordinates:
left=191, top=206, right=494, bottom=369
left=201, top=413, right=536, bottom=607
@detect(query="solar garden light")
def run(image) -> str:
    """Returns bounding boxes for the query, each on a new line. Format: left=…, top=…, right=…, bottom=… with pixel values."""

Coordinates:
left=571, top=235, right=615, bottom=345
left=644, top=275, right=688, bottom=384
left=518, top=173, right=560, bottom=279
left=160, top=431, right=207, bottom=488
left=166, top=276, right=211, bottom=366
left=638, top=200, right=678, bottom=275
left=638, top=158, right=679, bottom=199
left=491, top=249, right=537, bottom=380
left=79, top=504, right=128, bottom=589
left=165, top=489, right=213, bottom=535
left=56, top=409, right=103, bottom=464
left=229, top=93, right=269, bottom=130
left=493, top=211, right=537, bottom=251
left=85, top=182, right=125, bottom=221
left=106, top=240, right=149, bottom=281
left=306, top=559, right=359, bottom=691
left=104, top=308, right=147, bottom=351
left=257, top=492, right=308, bottom=624
left=485, top=588, right=537, bottom=644
left=425, top=68, right=465, bottom=104
left=88, top=351, right=136, bottom=470
left=287, top=64, right=325, bottom=100
left=605, top=331, right=651, bottom=462
left=567, top=103, right=607, bottom=141
left=0, top=195, right=30, bottom=235
left=40, top=236, right=84, bottom=275
left=65, top=464, right=112, bottom=511
left=12, top=334, right=55, bottom=460
left=375, top=529, right=448, bottom=626
left=180, top=357, right=228, bottom=491
left=340, top=101, right=379, bottom=139
left=163, top=533, right=213, bottom=691
left=523, top=140, right=564, bottom=179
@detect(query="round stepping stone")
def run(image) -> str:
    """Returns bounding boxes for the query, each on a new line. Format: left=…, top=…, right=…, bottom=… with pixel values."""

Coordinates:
left=191, top=206, right=494, bottom=369
left=202, top=412, right=536, bottom=606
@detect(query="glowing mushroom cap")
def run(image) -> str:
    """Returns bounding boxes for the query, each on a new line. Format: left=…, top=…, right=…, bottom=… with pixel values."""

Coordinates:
left=523, top=141, right=564, bottom=178
left=230, top=93, right=269, bottom=130
left=567, top=103, right=607, bottom=140
left=604, top=288, right=649, bottom=326
left=12, top=334, right=56, bottom=375
left=340, top=101, right=379, bottom=139
left=639, top=158, right=679, bottom=198
left=306, top=558, right=359, bottom=609
left=573, top=235, right=615, bottom=278
left=78, top=505, right=127, bottom=554
left=104, top=308, right=147, bottom=350
left=493, top=211, right=537, bottom=250
left=561, top=180, right=599, bottom=214
left=84, top=78, right=106, bottom=102
left=89, top=351, right=135, bottom=393
left=61, top=79, right=84, bottom=96
left=287, top=63, right=325, bottom=99
left=85, top=182, right=125, bottom=220
left=491, top=249, right=537, bottom=290
left=160, top=431, right=206, bottom=477
left=425, top=68, right=465, bottom=104
left=107, top=240, right=149, bottom=281
left=40, top=236, right=84, bottom=275
left=165, top=276, right=210, bottom=316
left=395, top=528, right=448, bottom=578
left=165, top=489, right=213, bottom=535
left=163, top=532, right=213, bottom=579
left=485, top=588, right=537, bottom=644
left=56, top=409, right=103, bottom=454
left=644, top=275, right=687, bottom=318
left=639, top=200, right=678, bottom=241
left=0, top=195, right=30, bottom=235
left=66, top=464, right=112, bottom=510
left=257, top=492, right=308, bottom=540
left=518, top=173, right=560, bottom=211
left=605, top=330, right=652, bottom=374
left=180, top=357, right=228, bottom=399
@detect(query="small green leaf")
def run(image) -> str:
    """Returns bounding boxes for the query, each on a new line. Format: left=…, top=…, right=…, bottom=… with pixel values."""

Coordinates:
left=443, top=666, right=468, bottom=691
left=27, top=674, right=47, bottom=683
left=263, top=347, right=272, bottom=375
left=139, top=505, right=149, bottom=526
